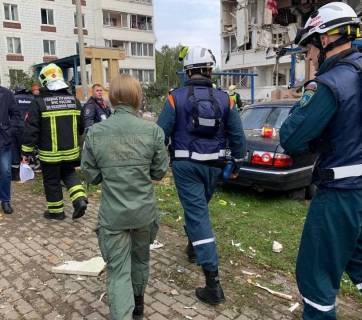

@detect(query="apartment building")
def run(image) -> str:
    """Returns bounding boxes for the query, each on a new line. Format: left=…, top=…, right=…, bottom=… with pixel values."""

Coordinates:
left=0, top=0, right=155, bottom=88
left=220, top=0, right=362, bottom=100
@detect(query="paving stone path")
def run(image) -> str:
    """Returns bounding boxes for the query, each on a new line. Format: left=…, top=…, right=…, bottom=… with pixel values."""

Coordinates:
left=0, top=184, right=360, bottom=319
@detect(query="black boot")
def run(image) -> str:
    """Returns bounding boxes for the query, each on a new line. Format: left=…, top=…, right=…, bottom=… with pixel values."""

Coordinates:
left=185, top=240, right=196, bottom=263
left=195, top=269, right=225, bottom=305
left=133, top=295, right=144, bottom=320
left=72, top=198, right=88, bottom=220
left=1, top=202, right=13, bottom=214
left=43, top=210, right=65, bottom=220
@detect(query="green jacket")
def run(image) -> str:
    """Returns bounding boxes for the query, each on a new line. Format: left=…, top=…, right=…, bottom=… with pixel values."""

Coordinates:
left=81, top=105, right=168, bottom=231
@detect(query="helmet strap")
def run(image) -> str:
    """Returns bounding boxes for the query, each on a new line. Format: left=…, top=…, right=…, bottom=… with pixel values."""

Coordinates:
left=319, top=35, right=351, bottom=66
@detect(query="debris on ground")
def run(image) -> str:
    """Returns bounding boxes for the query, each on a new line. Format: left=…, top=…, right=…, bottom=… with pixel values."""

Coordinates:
left=218, top=199, right=227, bottom=206
left=289, top=302, right=300, bottom=312
left=241, top=270, right=261, bottom=278
left=150, top=240, right=164, bottom=250
left=176, top=216, right=182, bottom=222
left=170, top=289, right=179, bottom=296
left=52, top=257, right=106, bottom=276
left=99, top=292, right=106, bottom=302
left=272, top=241, right=283, bottom=253
left=247, top=279, right=293, bottom=301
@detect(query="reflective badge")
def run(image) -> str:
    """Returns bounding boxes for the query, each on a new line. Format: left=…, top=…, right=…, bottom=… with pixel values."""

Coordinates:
left=85, top=108, right=91, bottom=115
left=300, top=82, right=318, bottom=107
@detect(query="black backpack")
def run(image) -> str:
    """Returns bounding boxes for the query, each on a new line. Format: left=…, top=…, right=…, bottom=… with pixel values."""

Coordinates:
left=186, top=86, right=223, bottom=137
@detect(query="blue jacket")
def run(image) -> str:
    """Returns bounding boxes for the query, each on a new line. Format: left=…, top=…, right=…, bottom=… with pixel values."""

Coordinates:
left=280, top=48, right=362, bottom=189
left=157, top=77, right=246, bottom=164
left=313, top=50, right=362, bottom=188
left=82, top=97, right=112, bottom=131
left=0, top=86, right=21, bottom=149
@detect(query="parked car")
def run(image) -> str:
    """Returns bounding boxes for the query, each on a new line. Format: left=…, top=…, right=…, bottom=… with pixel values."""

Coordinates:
left=228, top=100, right=317, bottom=199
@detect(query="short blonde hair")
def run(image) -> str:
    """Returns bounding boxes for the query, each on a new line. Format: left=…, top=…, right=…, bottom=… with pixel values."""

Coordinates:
left=109, top=74, right=142, bottom=110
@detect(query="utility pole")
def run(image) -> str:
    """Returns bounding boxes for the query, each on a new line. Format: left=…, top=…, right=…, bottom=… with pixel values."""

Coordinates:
left=75, top=0, right=88, bottom=100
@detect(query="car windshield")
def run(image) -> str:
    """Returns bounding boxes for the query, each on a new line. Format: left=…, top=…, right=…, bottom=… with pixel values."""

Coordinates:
left=241, top=106, right=291, bottom=130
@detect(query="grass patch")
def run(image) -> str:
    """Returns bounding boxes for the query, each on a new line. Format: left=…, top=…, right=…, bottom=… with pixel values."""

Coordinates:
left=155, top=173, right=362, bottom=303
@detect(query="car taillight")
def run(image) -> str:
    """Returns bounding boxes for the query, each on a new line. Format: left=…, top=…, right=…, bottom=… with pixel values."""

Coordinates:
left=251, top=151, right=274, bottom=166
left=251, top=151, right=293, bottom=168
left=273, top=153, right=293, bottom=167
left=261, top=126, right=276, bottom=138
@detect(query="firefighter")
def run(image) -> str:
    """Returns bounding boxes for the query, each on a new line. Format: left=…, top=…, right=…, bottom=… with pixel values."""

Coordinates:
left=11, top=86, right=34, bottom=181
left=157, top=46, right=246, bottom=305
left=279, top=2, right=362, bottom=319
left=22, top=63, right=87, bottom=220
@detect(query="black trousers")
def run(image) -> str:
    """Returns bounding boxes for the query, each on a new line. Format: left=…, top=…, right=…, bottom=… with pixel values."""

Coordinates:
left=11, top=129, right=23, bottom=167
left=41, top=162, right=86, bottom=214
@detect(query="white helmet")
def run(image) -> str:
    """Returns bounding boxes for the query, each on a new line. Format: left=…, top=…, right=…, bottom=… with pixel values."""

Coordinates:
left=296, top=2, right=360, bottom=47
left=180, top=46, right=216, bottom=70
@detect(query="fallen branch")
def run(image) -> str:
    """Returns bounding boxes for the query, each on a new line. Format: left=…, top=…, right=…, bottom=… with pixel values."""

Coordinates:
left=247, top=279, right=293, bottom=301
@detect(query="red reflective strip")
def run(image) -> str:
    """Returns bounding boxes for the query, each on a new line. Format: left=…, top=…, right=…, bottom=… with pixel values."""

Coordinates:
left=168, top=95, right=176, bottom=109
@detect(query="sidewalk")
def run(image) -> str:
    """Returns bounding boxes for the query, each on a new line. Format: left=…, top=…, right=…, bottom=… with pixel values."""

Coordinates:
left=0, top=184, right=360, bottom=320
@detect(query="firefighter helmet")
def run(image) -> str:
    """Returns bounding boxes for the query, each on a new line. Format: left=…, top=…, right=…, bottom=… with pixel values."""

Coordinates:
left=39, top=63, right=68, bottom=91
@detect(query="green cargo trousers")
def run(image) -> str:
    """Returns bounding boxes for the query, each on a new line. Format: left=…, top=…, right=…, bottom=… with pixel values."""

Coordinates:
left=296, top=189, right=362, bottom=319
left=97, top=219, right=159, bottom=320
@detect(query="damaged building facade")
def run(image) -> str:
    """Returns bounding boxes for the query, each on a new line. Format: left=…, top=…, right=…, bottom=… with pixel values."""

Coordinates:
left=220, top=0, right=362, bottom=100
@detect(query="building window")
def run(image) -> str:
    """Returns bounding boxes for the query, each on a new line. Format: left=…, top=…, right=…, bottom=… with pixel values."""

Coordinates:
left=131, top=14, right=152, bottom=30
left=41, top=8, right=54, bottom=25
left=74, top=13, right=85, bottom=28
left=43, top=40, right=56, bottom=55
left=7, top=37, right=21, bottom=54
left=129, top=69, right=154, bottom=83
left=130, top=42, right=154, bottom=57
left=4, top=3, right=18, bottom=21
left=120, top=68, right=130, bottom=74
left=103, top=10, right=128, bottom=28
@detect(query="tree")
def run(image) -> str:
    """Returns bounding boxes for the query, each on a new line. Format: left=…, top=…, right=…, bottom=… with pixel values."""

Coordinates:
left=8, top=69, right=39, bottom=91
left=156, top=44, right=184, bottom=89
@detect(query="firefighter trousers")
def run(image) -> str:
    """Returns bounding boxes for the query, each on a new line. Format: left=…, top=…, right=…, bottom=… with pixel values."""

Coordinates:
left=41, top=162, right=86, bottom=215
left=296, top=188, right=362, bottom=319
left=172, top=160, right=222, bottom=272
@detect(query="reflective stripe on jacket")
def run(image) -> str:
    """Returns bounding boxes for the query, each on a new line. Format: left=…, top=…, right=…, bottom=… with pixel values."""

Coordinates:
left=22, top=89, right=82, bottom=163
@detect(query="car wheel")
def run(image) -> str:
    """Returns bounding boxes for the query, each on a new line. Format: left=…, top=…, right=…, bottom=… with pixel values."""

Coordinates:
left=305, top=184, right=317, bottom=200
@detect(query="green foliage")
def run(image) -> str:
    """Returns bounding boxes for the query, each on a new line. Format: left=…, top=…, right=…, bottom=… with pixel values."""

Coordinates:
left=142, top=44, right=184, bottom=115
left=8, top=69, right=39, bottom=91
left=156, top=44, right=184, bottom=89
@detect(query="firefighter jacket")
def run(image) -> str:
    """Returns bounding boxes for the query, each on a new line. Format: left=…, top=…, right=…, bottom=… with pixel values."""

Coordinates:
left=22, top=88, right=82, bottom=163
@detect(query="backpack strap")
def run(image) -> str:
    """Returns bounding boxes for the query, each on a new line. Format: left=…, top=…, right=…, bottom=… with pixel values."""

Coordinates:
left=337, top=58, right=362, bottom=71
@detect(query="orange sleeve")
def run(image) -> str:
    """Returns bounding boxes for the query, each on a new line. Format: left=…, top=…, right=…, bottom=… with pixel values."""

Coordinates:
left=167, top=95, right=176, bottom=109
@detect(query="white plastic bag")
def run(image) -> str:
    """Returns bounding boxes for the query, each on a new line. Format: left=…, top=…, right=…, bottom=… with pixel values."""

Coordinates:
left=19, top=162, right=35, bottom=182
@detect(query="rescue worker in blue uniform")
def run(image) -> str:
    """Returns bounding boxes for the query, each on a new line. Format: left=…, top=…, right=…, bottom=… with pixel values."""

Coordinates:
left=11, top=86, right=34, bottom=180
left=157, top=46, right=246, bottom=305
left=279, top=3, right=362, bottom=319
left=22, top=64, right=87, bottom=221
